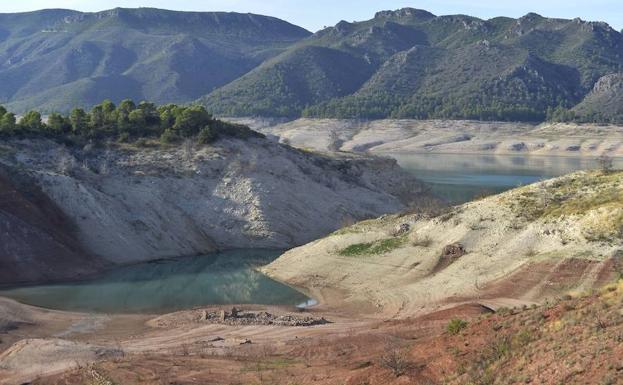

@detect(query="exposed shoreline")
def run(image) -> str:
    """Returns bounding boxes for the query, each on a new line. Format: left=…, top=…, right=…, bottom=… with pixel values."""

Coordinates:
left=2, top=170, right=622, bottom=384
left=227, top=118, right=623, bottom=158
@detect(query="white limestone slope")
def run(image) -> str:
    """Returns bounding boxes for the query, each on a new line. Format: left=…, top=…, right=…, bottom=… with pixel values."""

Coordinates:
left=263, top=171, right=623, bottom=317
left=232, top=118, right=623, bottom=157
left=0, top=137, right=427, bottom=265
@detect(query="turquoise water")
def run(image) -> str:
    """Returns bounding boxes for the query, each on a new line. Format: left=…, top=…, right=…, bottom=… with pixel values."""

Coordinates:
left=0, top=249, right=309, bottom=314
left=3, top=153, right=619, bottom=314
left=389, top=153, right=622, bottom=204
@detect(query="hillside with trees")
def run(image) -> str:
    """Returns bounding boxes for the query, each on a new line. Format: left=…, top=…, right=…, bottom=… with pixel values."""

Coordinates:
left=200, top=9, right=623, bottom=122
left=1, top=7, right=623, bottom=123
left=0, top=100, right=262, bottom=145
left=0, top=8, right=310, bottom=113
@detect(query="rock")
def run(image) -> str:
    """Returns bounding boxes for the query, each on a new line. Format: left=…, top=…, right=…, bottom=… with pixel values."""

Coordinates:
left=393, top=223, right=410, bottom=236
left=0, top=137, right=426, bottom=274
left=508, top=142, right=528, bottom=151
left=200, top=310, right=208, bottom=321
left=433, top=243, right=467, bottom=273
left=441, top=243, right=466, bottom=260
left=231, top=307, right=239, bottom=318
left=196, top=309, right=330, bottom=327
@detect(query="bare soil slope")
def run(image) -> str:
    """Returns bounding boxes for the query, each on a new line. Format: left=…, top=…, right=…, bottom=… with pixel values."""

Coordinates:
left=263, top=170, right=623, bottom=317
left=0, top=137, right=429, bottom=281
left=17, top=283, right=623, bottom=385
left=1, top=171, right=621, bottom=385
left=0, top=168, right=103, bottom=285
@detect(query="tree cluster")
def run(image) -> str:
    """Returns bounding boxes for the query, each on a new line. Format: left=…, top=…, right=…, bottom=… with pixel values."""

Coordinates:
left=547, top=105, right=623, bottom=124
left=0, top=100, right=262, bottom=145
left=304, top=93, right=550, bottom=122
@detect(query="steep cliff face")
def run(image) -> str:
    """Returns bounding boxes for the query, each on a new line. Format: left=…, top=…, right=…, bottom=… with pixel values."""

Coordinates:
left=573, top=73, right=623, bottom=122
left=0, top=137, right=428, bottom=279
left=0, top=168, right=104, bottom=285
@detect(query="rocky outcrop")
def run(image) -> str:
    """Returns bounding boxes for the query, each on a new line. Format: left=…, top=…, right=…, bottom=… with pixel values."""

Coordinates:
left=0, top=137, right=429, bottom=281
left=573, top=73, right=623, bottom=122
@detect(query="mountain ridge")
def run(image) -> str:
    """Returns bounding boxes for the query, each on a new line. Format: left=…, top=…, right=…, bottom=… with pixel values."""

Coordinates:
left=1, top=7, right=623, bottom=123
left=0, top=7, right=311, bottom=113
left=200, top=8, right=623, bottom=122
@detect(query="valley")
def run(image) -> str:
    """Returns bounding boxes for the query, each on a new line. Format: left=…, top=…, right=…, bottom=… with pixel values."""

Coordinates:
left=0, top=168, right=620, bottom=385
left=0, top=4, right=622, bottom=385
left=0, top=114, right=621, bottom=385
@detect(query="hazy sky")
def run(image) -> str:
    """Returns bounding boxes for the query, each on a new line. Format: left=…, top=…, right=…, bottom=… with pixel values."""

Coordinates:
left=0, top=0, right=621, bottom=32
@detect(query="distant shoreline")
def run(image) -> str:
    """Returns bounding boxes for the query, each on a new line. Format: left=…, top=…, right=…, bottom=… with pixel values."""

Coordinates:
left=227, top=118, right=623, bottom=158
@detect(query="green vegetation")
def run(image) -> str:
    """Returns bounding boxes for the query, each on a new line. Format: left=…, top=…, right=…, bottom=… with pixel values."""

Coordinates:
left=201, top=9, right=623, bottom=123
left=2, top=8, right=623, bottom=122
left=0, top=8, right=310, bottom=113
left=338, top=236, right=407, bottom=257
left=447, top=318, right=469, bottom=335
left=549, top=74, right=623, bottom=124
left=0, top=100, right=263, bottom=145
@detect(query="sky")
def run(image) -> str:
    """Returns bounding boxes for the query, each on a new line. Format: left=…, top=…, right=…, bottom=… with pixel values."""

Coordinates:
left=0, top=0, right=621, bottom=32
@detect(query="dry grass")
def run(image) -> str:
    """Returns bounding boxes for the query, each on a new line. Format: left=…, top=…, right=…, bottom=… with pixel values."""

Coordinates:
left=446, top=279, right=623, bottom=385
left=509, top=171, right=623, bottom=241
left=410, top=234, right=433, bottom=248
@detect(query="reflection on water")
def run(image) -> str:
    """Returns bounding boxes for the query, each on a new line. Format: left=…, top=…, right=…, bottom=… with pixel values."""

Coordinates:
left=0, top=249, right=309, bottom=314
left=389, top=153, right=623, bottom=204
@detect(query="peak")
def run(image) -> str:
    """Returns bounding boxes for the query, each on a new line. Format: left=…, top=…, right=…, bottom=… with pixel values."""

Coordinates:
left=374, top=8, right=436, bottom=21
left=520, top=12, right=544, bottom=20
left=334, top=20, right=353, bottom=33
left=592, top=73, right=623, bottom=93
left=56, top=8, right=310, bottom=36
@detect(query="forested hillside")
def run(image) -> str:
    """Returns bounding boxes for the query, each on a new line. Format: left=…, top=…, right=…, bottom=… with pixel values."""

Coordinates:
left=0, top=99, right=261, bottom=145
left=0, top=8, right=310, bottom=113
left=1, top=7, right=623, bottom=123
left=201, top=9, right=623, bottom=122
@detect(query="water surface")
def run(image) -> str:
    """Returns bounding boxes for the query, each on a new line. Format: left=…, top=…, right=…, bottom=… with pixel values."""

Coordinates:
left=4, top=153, right=620, bottom=314
left=0, top=249, right=308, bottom=314
left=389, top=153, right=622, bottom=204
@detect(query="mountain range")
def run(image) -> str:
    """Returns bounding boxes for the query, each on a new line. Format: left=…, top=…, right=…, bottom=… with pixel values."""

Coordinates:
left=1, top=7, right=623, bottom=123
left=0, top=8, right=310, bottom=113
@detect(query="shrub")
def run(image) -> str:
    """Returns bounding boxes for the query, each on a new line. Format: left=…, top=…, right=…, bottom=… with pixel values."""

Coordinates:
left=447, top=318, right=468, bottom=335
left=598, top=154, right=614, bottom=174
left=380, top=343, right=412, bottom=377
left=411, top=234, right=432, bottom=247
left=160, top=128, right=179, bottom=144
left=197, top=126, right=217, bottom=144
left=338, top=236, right=407, bottom=257
left=117, top=132, right=130, bottom=143
left=134, top=138, right=149, bottom=148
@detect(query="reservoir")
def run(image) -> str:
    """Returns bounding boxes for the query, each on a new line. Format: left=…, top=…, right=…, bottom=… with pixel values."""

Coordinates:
left=389, top=153, right=623, bottom=204
left=2, top=154, right=620, bottom=314
left=0, top=249, right=309, bottom=314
